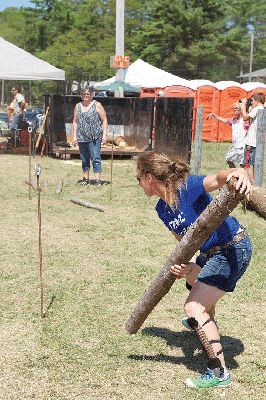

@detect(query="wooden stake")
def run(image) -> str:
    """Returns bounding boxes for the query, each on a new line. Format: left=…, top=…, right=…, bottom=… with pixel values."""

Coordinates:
left=55, top=178, right=64, bottom=194
left=110, top=128, right=115, bottom=200
left=35, top=107, right=49, bottom=151
left=28, top=127, right=32, bottom=200
left=35, top=164, right=44, bottom=319
left=25, top=180, right=41, bottom=192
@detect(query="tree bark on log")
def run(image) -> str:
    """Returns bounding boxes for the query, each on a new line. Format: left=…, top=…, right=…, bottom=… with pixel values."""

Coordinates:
left=246, top=186, right=266, bottom=219
left=70, top=197, right=106, bottom=212
left=125, top=179, right=246, bottom=335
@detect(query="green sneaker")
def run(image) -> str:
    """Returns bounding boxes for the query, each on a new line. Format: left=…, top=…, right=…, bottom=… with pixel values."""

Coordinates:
left=181, top=317, right=193, bottom=330
left=185, top=368, right=231, bottom=389
left=181, top=317, right=218, bottom=331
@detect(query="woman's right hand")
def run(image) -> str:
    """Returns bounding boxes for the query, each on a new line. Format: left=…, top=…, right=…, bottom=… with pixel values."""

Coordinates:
left=170, top=263, right=191, bottom=279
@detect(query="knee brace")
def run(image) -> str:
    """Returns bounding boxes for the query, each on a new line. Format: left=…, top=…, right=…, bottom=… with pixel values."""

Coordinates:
left=185, top=281, right=192, bottom=291
left=187, top=317, right=223, bottom=376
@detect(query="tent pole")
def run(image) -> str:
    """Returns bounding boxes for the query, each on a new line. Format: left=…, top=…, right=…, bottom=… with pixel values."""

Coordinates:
left=1, top=80, right=4, bottom=108
left=29, top=81, right=32, bottom=107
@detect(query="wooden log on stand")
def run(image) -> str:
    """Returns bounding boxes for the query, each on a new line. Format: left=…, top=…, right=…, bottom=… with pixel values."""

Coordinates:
left=125, top=178, right=248, bottom=335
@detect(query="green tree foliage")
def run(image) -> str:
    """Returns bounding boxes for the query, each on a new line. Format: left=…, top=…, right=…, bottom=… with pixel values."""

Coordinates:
left=0, top=0, right=265, bottom=96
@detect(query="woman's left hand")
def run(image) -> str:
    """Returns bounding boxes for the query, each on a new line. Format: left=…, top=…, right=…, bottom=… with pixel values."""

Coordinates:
left=226, top=168, right=252, bottom=198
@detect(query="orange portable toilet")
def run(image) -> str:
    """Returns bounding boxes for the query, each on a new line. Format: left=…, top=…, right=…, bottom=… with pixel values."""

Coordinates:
left=190, top=80, right=220, bottom=141
left=215, top=81, right=247, bottom=142
left=140, top=87, right=161, bottom=98
left=241, top=82, right=266, bottom=99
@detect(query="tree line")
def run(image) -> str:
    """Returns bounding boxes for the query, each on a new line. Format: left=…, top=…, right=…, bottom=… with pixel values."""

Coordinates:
left=0, top=0, right=265, bottom=100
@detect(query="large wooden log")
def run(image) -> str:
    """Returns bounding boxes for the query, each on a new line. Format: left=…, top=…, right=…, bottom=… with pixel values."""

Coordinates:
left=125, top=179, right=246, bottom=335
left=246, top=186, right=266, bottom=218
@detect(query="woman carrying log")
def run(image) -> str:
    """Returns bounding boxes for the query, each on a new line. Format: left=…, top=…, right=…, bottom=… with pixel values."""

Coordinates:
left=136, top=151, right=252, bottom=389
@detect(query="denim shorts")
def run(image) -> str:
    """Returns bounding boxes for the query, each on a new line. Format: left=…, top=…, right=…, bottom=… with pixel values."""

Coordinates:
left=78, top=138, right=102, bottom=173
left=243, top=145, right=256, bottom=166
left=196, top=236, right=252, bottom=292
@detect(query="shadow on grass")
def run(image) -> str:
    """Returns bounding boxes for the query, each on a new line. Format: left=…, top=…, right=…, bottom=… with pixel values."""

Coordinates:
left=43, top=295, right=56, bottom=318
left=128, top=326, right=244, bottom=373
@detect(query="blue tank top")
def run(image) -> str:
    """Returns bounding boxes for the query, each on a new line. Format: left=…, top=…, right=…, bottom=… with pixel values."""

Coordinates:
left=156, top=175, right=240, bottom=253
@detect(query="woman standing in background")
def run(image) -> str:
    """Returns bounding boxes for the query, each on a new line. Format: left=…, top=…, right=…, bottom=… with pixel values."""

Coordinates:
left=72, top=87, right=108, bottom=186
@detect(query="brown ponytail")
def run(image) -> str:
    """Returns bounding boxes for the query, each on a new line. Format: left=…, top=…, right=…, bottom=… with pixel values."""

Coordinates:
left=137, top=151, right=190, bottom=206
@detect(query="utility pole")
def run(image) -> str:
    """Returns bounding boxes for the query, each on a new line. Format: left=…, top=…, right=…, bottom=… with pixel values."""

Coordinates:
left=249, top=32, right=254, bottom=82
left=116, top=0, right=125, bottom=82
left=115, top=0, right=125, bottom=97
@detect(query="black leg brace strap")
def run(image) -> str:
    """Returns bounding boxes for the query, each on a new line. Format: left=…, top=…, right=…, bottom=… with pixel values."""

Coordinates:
left=187, top=317, right=223, bottom=359
left=202, top=319, right=223, bottom=354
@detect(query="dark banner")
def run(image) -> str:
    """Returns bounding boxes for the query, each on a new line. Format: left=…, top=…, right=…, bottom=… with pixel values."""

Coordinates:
left=45, top=95, right=153, bottom=150
left=154, top=97, right=194, bottom=163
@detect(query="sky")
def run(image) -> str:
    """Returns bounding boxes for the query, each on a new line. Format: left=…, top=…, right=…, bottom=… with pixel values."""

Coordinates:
left=0, top=0, right=34, bottom=11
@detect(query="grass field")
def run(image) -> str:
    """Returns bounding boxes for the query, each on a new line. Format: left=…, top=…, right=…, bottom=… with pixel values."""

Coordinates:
left=0, top=142, right=265, bottom=399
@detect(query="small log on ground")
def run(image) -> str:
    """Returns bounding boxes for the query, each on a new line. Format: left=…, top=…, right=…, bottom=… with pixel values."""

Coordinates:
left=70, top=197, right=106, bottom=212
left=24, top=180, right=42, bottom=192
left=125, top=179, right=246, bottom=335
left=246, top=186, right=266, bottom=219
left=55, top=179, right=64, bottom=194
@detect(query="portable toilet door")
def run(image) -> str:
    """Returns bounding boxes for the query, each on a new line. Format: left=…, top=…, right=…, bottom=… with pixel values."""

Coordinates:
left=216, top=81, right=247, bottom=142
left=192, top=82, right=220, bottom=141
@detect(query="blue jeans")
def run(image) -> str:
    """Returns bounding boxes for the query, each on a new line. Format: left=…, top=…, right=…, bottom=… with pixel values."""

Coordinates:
left=196, top=236, right=252, bottom=292
left=243, top=145, right=256, bottom=166
left=78, top=139, right=102, bottom=174
left=11, top=114, right=23, bottom=130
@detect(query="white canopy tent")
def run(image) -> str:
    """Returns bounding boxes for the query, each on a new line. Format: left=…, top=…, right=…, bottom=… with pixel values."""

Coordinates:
left=0, top=37, right=65, bottom=106
left=0, top=37, right=65, bottom=81
left=94, top=59, right=193, bottom=89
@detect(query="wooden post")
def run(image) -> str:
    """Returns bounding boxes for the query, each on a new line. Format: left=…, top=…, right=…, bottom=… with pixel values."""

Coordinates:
left=35, top=164, right=44, bottom=319
left=125, top=179, right=246, bottom=335
left=110, top=128, right=115, bottom=200
left=28, top=127, right=32, bottom=200
left=254, top=109, right=266, bottom=187
left=35, top=107, right=49, bottom=151
left=194, top=105, right=203, bottom=175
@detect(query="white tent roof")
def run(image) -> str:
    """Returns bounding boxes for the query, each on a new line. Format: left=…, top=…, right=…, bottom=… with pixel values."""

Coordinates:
left=189, top=79, right=217, bottom=89
left=241, top=82, right=266, bottom=91
left=215, top=81, right=243, bottom=90
left=0, top=37, right=65, bottom=80
left=94, top=59, right=193, bottom=89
